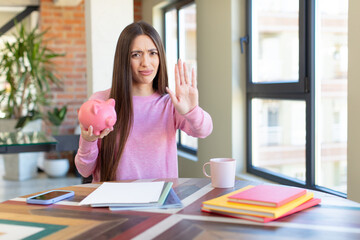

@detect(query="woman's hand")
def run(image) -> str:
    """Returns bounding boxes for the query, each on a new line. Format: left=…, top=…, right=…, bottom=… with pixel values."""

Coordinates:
left=167, top=59, right=199, bottom=115
left=80, top=124, right=113, bottom=142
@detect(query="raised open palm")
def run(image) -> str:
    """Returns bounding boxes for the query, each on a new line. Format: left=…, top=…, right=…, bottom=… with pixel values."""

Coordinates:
left=166, top=59, right=199, bottom=115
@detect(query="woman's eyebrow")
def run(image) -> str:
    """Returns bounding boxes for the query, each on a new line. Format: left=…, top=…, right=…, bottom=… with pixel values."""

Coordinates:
left=131, top=49, right=158, bottom=54
left=131, top=50, right=143, bottom=53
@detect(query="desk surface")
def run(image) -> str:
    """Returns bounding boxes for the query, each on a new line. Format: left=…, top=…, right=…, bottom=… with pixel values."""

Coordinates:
left=0, top=178, right=359, bottom=239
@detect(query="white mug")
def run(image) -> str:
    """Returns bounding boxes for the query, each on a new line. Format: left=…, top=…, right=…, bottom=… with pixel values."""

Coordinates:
left=203, top=158, right=236, bottom=188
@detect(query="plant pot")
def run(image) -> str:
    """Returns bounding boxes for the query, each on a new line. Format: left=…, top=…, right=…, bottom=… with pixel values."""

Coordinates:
left=0, top=118, right=42, bottom=132
left=43, top=158, right=69, bottom=178
left=0, top=119, right=44, bottom=180
left=0, top=119, right=17, bottom=132
left=22, top=119, right=43, bottom=132
left=3, top=153, right=39, bottom=181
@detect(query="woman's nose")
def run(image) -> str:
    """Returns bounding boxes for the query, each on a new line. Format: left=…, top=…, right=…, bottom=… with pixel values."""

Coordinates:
left=141, top=53, right=150, bottom=66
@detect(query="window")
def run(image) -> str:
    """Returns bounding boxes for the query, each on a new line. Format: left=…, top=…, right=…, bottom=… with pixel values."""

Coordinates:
left=164, top=0, right=197, bottom=155
left=246, top=0, right=348, bottom=197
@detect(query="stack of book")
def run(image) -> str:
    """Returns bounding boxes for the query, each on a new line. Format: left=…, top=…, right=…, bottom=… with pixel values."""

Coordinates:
left=201, top=184, right=321, bottom=223
left=79, top=181, right=182, bottom=211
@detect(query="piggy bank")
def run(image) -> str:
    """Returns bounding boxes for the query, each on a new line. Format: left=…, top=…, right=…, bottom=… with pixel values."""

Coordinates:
left=78, top=98, right=117, bottom=135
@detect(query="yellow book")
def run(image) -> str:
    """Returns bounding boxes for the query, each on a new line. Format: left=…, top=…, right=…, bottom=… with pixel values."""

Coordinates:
left=202, top=185, right=314, bottom=218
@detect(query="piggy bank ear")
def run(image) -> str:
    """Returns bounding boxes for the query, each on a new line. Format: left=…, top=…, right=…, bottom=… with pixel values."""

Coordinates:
left=106, top=98, right=116, bottom=107
left=92, top=104, right=101, bottom=115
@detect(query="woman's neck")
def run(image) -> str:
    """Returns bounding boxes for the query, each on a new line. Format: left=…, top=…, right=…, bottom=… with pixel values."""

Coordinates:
left=132, top=84, right=155, bottom=96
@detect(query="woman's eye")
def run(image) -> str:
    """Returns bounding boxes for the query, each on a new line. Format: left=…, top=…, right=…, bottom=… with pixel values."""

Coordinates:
left=132, top=53, right=141, bottom=58
left=150, top=51, right=158, bottom=56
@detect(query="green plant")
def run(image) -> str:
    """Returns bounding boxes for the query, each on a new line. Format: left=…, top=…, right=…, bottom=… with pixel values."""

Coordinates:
left=0, top=22, right=65, bottom=129
left=47, top=105, right=67, bottom=126
left=47, top=105, right=67, bottom=135
left=15, top=110, right=42, bottom=129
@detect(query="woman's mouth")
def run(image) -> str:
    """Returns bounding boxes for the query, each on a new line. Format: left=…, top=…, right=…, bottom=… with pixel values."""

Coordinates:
left=139, top=70, right=153, bottom=76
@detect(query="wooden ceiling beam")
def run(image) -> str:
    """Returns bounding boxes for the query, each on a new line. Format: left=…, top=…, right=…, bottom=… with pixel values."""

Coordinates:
left=0, top=0, right=39, bottom=7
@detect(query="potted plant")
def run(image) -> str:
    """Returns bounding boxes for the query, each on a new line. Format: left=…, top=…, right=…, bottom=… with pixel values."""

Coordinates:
left=0, top=22, right=65, bottom=180
left=43, top=105, right=70, bottom=178
left=0, top=22, right=64, bottom=130
left=46, top=105, right=67, bottom=135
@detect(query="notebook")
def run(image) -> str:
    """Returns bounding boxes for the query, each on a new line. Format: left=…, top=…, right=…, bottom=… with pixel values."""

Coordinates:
left=202, top=198, right=321, bottom=223
left=79, top=181, right=170, bottom=207
left=227, top=184, right=307, bottom=207
left=202, top=185, right=314, bottom=218
left=109, top=188, right=182, bottom=211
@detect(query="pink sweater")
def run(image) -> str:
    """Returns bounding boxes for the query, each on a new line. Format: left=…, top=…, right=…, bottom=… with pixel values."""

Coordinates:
left=75, top=89, right=213, bottom=181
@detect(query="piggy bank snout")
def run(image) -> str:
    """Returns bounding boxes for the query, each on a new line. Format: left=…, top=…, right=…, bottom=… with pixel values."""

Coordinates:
left=106, top=116, right=116, bottom=128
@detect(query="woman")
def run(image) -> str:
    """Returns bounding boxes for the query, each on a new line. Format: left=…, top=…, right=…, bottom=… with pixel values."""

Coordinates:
left=75, top=21, right=213, bottom=182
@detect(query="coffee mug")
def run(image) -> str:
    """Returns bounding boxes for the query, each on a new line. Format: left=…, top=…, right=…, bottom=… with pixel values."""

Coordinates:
left=202, top=158, right=236, bottom=188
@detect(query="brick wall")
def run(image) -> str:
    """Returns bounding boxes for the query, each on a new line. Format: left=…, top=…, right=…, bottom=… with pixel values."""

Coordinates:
left=39, top=0, right=142, bottom=135
left=39, top=0, right=87, bottom=135
left=134, top=0, right=142, bottom=22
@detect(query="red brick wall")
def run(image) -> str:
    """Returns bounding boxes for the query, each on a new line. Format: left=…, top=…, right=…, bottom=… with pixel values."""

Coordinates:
left=39, top=0, right=142, bottom=135
left=39, top=0, right=87, bottom=134
left=134, top=0, right=142, bottom=22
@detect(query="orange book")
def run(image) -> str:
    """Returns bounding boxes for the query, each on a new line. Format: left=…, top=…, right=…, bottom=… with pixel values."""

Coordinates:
left=202, top=185, right=314, bottom=218
left=228, top=184, right=307, bottom=207
left=202, top=198, right=321, bottom=223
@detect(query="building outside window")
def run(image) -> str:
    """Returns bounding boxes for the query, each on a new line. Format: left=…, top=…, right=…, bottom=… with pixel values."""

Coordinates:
left=246, top=0, right=348, bottom=196
left=164, top=0, right=197, bottom=155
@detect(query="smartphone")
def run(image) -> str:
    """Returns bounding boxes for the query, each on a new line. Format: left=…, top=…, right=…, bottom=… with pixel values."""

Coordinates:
left=26, top=190, right=75, bottom=205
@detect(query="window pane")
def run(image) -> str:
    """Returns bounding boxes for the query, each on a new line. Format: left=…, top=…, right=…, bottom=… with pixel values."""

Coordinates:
left=0, top=7, right=28, bottom=118
left=252, top=99, right=306, bottom=181
left=180, top=130, right=197, bottom=149
left=165, top=9, right=177, bottom=92
left=315, top=0, right=348, bottom=193
left=179, top=3, right=197, bottom=70
left=252, top=0, right=299, bottom=83
left=179, top=3, right=197, bottom=150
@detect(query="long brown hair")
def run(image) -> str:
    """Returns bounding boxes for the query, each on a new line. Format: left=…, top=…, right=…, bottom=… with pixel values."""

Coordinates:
left=98, top=21, right=168, bottom=181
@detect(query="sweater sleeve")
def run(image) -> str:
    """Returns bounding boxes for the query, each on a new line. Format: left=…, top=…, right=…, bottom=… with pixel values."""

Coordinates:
left=175, top=105, right=213, bottom=138
left=74, top=137, right=99, bottom=178
left=74, top=89, right=111, bottom=178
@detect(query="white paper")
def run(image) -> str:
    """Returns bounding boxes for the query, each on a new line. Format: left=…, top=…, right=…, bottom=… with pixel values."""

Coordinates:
left=79, top=181, right=165, bottom=206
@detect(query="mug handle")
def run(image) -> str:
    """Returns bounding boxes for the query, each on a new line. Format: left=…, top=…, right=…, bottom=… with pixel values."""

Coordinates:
left=203, top=162, right=211, bottom=178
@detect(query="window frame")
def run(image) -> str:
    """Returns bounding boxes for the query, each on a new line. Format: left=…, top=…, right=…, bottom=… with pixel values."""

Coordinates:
left=245, top=0, right=346, bottom=198
left=163, top=0, right=197, bottom=155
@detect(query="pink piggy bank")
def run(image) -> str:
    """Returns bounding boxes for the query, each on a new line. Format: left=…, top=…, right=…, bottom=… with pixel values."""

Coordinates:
left=78, top=98, right=117, bottom=135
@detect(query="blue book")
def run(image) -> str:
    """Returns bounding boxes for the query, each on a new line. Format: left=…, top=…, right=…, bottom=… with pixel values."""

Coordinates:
left=160, top=188, right=183, bottom=209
